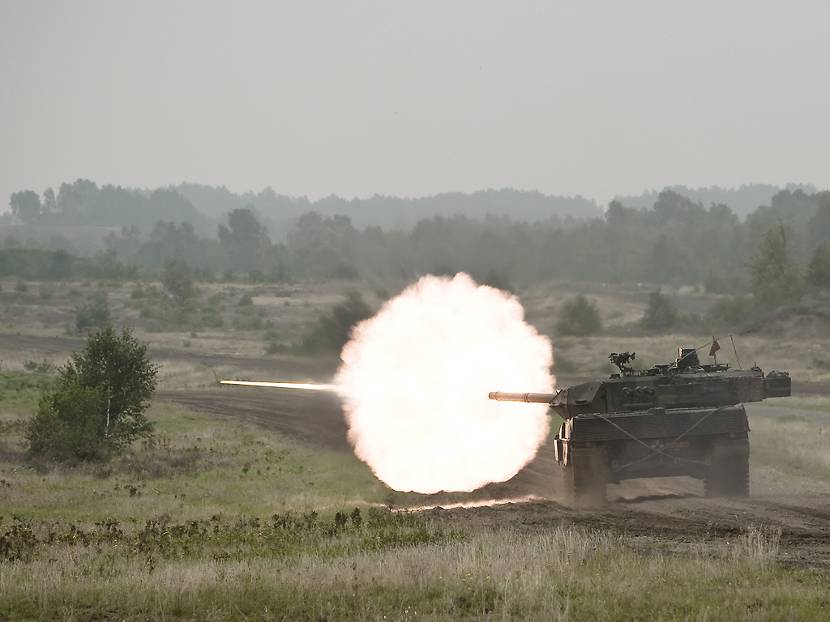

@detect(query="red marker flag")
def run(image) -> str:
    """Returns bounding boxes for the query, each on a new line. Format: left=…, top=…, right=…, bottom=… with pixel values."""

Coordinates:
left=709, top=337, right=721, bottom=357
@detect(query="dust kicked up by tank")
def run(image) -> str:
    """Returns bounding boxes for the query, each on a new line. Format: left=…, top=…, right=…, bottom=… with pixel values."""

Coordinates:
left=334, top=273, right=554, bottom=494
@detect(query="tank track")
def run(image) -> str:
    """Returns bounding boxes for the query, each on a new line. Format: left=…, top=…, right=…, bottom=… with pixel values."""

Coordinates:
left=703, top=437, right=750, bottom=497
left=557, top=446, right=608, bottom=508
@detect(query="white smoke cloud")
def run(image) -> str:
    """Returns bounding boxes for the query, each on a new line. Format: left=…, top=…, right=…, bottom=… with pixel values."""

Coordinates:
left=335, top=273, right=554, bottom=494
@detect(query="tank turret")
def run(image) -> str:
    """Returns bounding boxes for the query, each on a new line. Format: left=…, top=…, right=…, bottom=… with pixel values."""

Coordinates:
left=491, top=350, right=790, bottom=418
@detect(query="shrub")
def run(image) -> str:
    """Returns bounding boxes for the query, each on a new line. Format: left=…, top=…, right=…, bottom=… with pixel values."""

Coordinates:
left=297, top=292, right=373, bottom=354
left=238, top=293, right=253, bottom=306
left=641, top=289, right=677, bottom=330
left=27, top=383, right=108, bottom=460
left=249, top=270, right=266, bottom=283
left=707, top=295, right=755, bottom=327
left=556, top=295, right=603, bottom=336
left=162, top=261, right=197, bottom=304
left=26, top=327, right=158, bottom=460
left=15, top=279, right=28, bottom=293
left=22, top=359, right=54, bottom=373
left=808, top=242, right=830, bottom=289
left=75, top=292, right=111, bottom=333
left=749, top=224, right=803, bottom=307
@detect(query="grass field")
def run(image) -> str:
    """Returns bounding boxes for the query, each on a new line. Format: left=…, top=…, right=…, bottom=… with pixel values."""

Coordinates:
left=2, top=277, right=830, bottom=619
left=2, top=369, right=830, bottom=620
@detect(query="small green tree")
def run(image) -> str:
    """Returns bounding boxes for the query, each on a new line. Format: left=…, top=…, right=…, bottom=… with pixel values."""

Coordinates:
left=162, top=261, right=197, bottom=304
left=26, top=328, right=158, bottom=460
left=641, top=289, right=677, bottom=330
left=298, top=292, right=373, bottom=354
left=808, top=242, right=830, bottom=289
left=27, top=384, right=107, bottom=459
left=556, top=295, right=603, bottom=336
left=75, top=292, right=110, bottom=333
left=749, top=224, right=803, bottom=306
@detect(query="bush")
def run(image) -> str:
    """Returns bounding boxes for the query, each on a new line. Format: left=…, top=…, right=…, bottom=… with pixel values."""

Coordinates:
left=808, top=242, right=830, bottom=289
left=297, top=292, right=373, bottom=354
left=75, top=292, right=111, bottom=333
left=15, top=279, right=28, bottom=293
left=26, top=327, right=158, bottom=460
left=641, top=289, right=677, bottom=330
left=750, top=225, right=803, bottom=307
left=556, top=295, right=602, bottom=336
left=162, top=261, right=197, bottom=304
left=27, top=383, right=108, bottom=460
left=707, top=295, right=756, bottom=327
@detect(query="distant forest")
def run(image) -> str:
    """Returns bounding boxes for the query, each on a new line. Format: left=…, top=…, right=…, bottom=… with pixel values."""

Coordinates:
left=614, top=183, right=817, bottom=219
left=2, top=180, right=830, bottom=292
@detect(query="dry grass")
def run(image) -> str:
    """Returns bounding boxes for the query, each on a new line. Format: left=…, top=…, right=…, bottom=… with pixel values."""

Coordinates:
left=2, top=277, right=826, bottom=388
left=749, top=410, right=830, bottom=495
left=0, top=523, right=824, bottom=621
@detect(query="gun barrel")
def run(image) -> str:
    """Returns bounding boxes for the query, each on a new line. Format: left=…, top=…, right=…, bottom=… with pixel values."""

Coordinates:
left=488, top=391, right=556, bottom=404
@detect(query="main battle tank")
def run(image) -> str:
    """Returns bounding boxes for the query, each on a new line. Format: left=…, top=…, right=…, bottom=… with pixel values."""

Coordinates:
left=490, top=348, right=791, bottom=507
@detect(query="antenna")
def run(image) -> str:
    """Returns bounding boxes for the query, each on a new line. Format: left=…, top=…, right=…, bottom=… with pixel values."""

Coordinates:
left=729, top=334, right=743, bottom=369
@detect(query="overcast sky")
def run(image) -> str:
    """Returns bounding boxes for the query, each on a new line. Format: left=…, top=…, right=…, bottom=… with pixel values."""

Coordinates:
left=2, top=0, right=828, bottom=210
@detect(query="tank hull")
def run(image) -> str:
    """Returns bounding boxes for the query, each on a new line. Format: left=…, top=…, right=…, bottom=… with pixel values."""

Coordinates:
left=552, top=405, right=750, bottom=507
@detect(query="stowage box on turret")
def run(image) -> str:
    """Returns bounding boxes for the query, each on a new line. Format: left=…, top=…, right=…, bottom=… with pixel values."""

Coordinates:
left=490, top=347, right=791, bottom=507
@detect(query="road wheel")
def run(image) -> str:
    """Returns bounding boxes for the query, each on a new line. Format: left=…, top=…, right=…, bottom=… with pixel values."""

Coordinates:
left=704, top=437, right=749, bottom=497
left=558, top=446, right=608, bottom=508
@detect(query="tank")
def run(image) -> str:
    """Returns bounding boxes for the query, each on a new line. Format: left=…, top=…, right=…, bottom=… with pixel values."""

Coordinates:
left=490, top=347, right=791, bottom=507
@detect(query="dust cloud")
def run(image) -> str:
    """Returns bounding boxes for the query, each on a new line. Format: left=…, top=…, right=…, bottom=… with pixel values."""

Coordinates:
left=335, top=273, right=554, bottom=493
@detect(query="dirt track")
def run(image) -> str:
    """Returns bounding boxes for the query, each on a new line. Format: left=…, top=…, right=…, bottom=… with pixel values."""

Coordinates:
left=157, top=386, right=830, bottom=567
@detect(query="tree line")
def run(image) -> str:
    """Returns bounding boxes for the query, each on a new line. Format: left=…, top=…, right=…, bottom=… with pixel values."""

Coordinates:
left=4, top=185, right=830, bottom=297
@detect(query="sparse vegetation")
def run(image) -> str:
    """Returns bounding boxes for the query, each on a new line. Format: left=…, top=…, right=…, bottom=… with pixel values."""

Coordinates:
left=1, top=268, right=830, bottom=619
left=808, top=242, right=830, bottom=289
left=74, top=291, right=111, bottom=333
left=297, top=291, right=373, bottom=354
left=556, top=294, right=603, bottom=336
left=162, top=261, right=198, bottom=304
left=640, top=289, right=678, bottom=330
left=750, top=224, right=804, bottom=307
left=707, top=294, right=756, bottom=327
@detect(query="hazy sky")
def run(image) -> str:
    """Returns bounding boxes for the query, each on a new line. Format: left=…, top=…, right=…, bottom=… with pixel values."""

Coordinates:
left=2, top=0, right=829, bottom=210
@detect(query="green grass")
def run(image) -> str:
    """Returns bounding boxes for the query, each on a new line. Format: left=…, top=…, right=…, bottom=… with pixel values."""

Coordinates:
left=2, top=372, right=830, bottom=620
left=0, top=399, right=388, bottom=521
left=0, top=371, right=55, bottom=415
